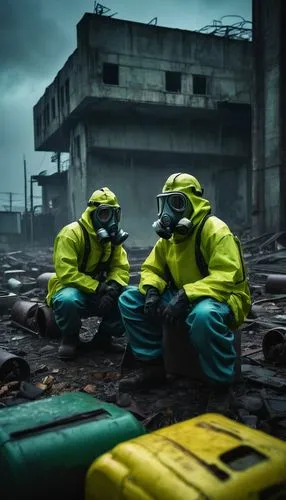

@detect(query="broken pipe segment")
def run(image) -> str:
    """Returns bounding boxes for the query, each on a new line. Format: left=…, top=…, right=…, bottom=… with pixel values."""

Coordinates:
left=37, top=272, right=54, bottom=292
left=0, top=348, right=30, bottom=382
left=265, top=274, right=286, bottom=294
left=263, top=328, right=286, bottom=362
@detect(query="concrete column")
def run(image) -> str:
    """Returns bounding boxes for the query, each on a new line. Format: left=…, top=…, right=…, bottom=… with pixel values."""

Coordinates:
left=252, top=0, right=286, bottom=233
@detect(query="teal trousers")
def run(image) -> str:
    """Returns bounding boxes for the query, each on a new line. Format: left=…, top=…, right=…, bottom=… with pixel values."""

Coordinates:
left=52, top=287, right=124, bottom=340
left=119, top=286, right=236, bottom=384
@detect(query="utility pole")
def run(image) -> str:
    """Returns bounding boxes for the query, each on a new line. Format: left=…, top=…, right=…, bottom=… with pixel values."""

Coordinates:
left=30, top=175, right=34, bottom=246
left=30, top=176, right=34, bottom=213
left=57, top=152, right=61, bottom=173
left=23, top=155, right=28, bottom=213
left=9, top=192, right=12, bottom=212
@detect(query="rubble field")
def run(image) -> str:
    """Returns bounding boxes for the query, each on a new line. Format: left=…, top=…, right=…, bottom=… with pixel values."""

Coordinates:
left=1, top=233, right=286, bottom=437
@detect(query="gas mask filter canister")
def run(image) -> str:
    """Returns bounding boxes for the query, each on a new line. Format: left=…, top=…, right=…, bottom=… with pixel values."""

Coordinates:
left=90, top=204, right=129, bottom=245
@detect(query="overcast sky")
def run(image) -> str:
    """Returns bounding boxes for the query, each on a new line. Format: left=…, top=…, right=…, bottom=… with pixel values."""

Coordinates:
left=0, top=0, right=251, bottom=210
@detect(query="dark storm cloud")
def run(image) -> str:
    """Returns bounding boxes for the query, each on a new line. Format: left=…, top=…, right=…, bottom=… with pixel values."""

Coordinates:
left=0, top=0, right=69, bottom=85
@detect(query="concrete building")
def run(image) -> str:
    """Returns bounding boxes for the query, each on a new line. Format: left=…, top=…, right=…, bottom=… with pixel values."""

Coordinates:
left=252, top=0, right=286, bottom=234
left=33, top=170, right=68, bottom=234
left=34, top=13, right=251, bottom=247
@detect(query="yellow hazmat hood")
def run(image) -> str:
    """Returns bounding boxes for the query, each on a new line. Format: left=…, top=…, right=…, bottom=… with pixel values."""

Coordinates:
left=162, top=173, right=211, bottom=228
left=80, top=187, right=120, bottom=234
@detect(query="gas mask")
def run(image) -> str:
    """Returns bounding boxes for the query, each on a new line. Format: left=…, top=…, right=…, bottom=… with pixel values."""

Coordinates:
left=89, top=203, right=129, bottom=245
left=152, top=192, right=193, bottom=239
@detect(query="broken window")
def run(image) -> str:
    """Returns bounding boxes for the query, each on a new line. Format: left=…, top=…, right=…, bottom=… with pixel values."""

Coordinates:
left=74, top=135, right=81, bottom=159
left=165, top=71, right=181, bottom=92
left=102, top=63, right=119, bottom=85
left=60, top=85, right=65, bottom=108
left=193, top=75, right=207, bottom=95
left=51, top=97, right=56, bottom=119
left=65, top=79, right=70, bottom=106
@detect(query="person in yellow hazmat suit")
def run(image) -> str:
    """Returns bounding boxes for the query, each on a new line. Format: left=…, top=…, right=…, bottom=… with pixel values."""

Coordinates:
left=46, top=187, right=130, bottom=359
left=119, top=173, right=251, bottom=398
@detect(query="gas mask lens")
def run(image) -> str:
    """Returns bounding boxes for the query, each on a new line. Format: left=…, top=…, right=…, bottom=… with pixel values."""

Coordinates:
left=96, top=205, right=112, bottom=223
left=157, top=193, right=187, bottom=216
left=168, top=193, right=186, bottom=212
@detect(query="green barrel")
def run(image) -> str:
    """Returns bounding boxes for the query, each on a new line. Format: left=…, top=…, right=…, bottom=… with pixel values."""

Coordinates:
left=0, top=392, right=145, bottom=499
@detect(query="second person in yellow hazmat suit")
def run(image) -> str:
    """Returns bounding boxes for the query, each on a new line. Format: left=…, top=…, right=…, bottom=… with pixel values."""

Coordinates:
left=46, top=187, right=130, bottom=359
left=119, top=173, right=251, bottom=395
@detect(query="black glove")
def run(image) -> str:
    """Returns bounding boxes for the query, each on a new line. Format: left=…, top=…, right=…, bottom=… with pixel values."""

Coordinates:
left=97, top=280, right=123, bottom=317
left=144, top=287, right=162, bottom=322
left=162, top=289, right=190, bottom=326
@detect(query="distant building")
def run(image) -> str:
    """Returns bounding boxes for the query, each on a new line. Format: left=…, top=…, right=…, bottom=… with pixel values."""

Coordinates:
left=34, top=170, right=68, bottom=234
left=34, top=13, right=251, bottom=246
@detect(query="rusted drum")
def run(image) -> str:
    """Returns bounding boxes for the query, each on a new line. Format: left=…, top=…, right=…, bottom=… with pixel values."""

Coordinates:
left=37, top=304, right=61, bottom=338
left=262, top=328, right=286, bottom=362
left=11, top=300, right=39, bottom=333
left=0, top=348, right=30, bottom=382
left=163, top=325, right=241, bottom=382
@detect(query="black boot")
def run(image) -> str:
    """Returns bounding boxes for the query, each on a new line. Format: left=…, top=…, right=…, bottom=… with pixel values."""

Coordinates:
left=119, top=361, right=166, bottom=392
left=91, top=332, right=125, bottom=353
left=58, top=334, right=79, bottom=360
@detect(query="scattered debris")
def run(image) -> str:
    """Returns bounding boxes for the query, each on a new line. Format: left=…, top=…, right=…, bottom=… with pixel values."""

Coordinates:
left=242, top=364, right=286, bottom=391
left=34, top=364, right=48, bottom=374
left=19, top=381, right=46, bottom=400
left=1, top=242, right=286, bottom=440
left=0, top=347, right=30, bottom=382
left=82, top=384, right=97, bottom=394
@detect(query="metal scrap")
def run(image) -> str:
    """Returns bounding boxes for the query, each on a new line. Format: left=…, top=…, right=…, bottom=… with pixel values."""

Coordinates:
left=242, top=364, right=286, bottom=391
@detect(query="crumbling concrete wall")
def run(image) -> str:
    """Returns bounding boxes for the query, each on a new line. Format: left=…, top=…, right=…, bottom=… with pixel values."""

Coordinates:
left=252, top=0, right=286, bottom=233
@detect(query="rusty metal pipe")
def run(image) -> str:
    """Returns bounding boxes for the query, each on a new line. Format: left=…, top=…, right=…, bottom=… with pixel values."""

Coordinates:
left=265, top=274, right=286, bottom=294
left=0, top=348, right=30, bottom=382
left=11, top=320, right=39, bottom=336
left=11, top=300, right=39, bottom=334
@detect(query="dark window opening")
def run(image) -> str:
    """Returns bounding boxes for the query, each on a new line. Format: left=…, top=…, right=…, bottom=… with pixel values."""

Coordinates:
left=60, top=85, right=65, bottom=108
left=74, top=135, right=81, bottom=159
left=165, top=71, right=181, bottom=92
left=65, top=79, right=70, bottom=106
left=51, top=97, right=56, bottom=119
left=102, top=63, right=119, bottom=85
left=193, top=75, right=207, bottom=95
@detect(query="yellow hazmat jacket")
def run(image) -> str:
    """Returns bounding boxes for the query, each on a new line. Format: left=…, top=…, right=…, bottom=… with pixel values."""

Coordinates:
left=139, top=174, right=251, bottom=328
left=46, top=188, right=130, bottom=306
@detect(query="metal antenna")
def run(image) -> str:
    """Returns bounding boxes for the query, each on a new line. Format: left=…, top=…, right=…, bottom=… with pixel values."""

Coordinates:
left=148, top=17, right=158, bottom=25
left=197, top=15, right=252, bottom=41
left=93, top=2, right=118, bottom=18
